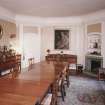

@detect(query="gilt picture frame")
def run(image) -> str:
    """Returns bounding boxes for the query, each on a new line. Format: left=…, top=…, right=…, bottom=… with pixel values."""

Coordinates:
left=54, top=30, right=69, bottom=49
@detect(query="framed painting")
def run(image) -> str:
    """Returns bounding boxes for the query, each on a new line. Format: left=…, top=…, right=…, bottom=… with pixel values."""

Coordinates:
left=54, top=30, right=69, bottom=49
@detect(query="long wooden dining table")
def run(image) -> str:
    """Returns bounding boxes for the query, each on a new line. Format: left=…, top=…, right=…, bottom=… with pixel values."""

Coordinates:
left=0, top=61, right=67, bottom=105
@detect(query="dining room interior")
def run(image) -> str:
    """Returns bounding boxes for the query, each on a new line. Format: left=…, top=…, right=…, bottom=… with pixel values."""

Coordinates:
left=0, top=0, right=105, bottom=105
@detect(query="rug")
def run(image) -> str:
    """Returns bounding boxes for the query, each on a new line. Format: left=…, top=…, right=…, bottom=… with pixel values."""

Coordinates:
left=77, top=92, right=105, bottom=104
left=58, top=75, right=105, bottom=105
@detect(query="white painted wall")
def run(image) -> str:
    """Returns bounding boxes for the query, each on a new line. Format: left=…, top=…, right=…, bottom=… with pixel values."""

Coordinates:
left=40, top=24, right=85, bottom=66
left=23, top=33, right=40, bottom=67
left=17, top=24, right=41, bottom=68
left=1, top=6, right=105, bottom=68
left=101, top=22, right=105, bottom=68
left=83, top=13, right=105, bottom=68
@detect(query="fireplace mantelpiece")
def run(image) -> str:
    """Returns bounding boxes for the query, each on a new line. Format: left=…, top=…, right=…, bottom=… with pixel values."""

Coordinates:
left=85, top=55, right=103, bottom=74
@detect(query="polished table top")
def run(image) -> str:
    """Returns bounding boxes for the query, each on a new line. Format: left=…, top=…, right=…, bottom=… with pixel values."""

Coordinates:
left=0, top=61, right=67, bottom=105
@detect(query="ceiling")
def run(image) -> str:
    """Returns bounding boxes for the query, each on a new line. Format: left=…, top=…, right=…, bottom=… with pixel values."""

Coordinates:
left=0, top=0, right=105, bottom=17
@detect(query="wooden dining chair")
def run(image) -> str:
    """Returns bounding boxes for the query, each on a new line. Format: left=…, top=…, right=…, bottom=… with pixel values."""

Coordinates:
left=28, top=58, right=34, bottom=70
left=54, top=62, right=66, bottom=101
left=57, top=74, right=66, bottom=101
left=15, top=54, right=21, bottom=72
left=98, top=68, right=105, bottom=80
left=50, top=81, right=58, bottom=105
left=63, top=66, right=70, bottom=88
left=68, top=56, right=77, bottom=74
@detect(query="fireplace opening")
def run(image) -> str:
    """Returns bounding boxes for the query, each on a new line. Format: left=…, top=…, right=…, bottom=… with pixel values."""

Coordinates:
left=91, top=60, right=101, bottom=74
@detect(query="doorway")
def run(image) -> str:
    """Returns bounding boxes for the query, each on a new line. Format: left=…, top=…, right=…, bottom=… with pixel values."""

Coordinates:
left=22, top=33, right=40, bottom=68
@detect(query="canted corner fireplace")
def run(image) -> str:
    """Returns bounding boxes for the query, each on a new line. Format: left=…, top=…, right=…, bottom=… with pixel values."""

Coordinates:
left=85, top=55, right=103, bottom=74
left=91, top=60, right=101, bottom=74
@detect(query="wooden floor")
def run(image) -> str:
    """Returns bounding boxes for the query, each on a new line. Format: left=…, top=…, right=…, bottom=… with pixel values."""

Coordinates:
left=0, top=61, right=67, bottom=105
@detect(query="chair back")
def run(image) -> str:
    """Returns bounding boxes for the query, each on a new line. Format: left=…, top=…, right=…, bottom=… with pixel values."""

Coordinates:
left=28, top=58, right=34, bottom=70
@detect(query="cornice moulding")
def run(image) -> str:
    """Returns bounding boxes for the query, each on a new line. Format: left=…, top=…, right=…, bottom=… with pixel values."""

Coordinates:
left=15, top=15, right=82, bottom=26
left=16, top=9, right=105, bottom=25
left=0, top=6, right=16, bottom=23
left=82, top=9, right=105, bottom=24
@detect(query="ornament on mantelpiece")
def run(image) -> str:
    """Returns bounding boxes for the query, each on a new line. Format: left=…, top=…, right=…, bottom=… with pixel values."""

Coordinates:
left=94, top=42, right=98, bottom=48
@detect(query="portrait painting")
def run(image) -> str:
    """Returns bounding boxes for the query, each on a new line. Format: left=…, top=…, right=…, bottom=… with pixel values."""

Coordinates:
left=54, top=30, right=69, bottom=49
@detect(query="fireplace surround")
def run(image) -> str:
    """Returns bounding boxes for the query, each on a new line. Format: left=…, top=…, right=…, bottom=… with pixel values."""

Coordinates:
left=85, top=55, right=103, bottom=74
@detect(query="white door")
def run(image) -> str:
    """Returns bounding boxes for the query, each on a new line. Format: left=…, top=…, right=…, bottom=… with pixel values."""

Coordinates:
left=23, top=33, right=40, bottom=67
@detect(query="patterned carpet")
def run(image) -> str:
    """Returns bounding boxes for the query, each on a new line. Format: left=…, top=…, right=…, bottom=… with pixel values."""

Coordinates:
left=58, top=75, right=105, bottom=105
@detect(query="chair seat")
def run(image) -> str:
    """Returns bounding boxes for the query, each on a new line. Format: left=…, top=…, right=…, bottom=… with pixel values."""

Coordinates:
left=41, top=94, right=52, bottom=105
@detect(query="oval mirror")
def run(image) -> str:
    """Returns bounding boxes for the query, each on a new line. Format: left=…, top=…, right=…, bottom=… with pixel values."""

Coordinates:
left=0, top=25, right=3, bottom=39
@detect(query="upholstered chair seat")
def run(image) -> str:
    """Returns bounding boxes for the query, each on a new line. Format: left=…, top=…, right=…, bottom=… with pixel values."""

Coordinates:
left=41, top=94, right=52, bottom=105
